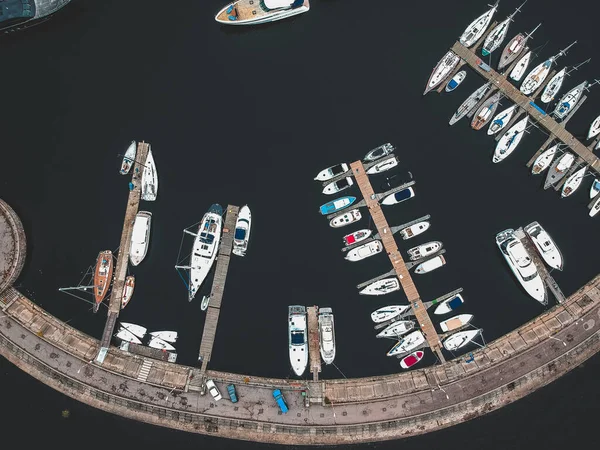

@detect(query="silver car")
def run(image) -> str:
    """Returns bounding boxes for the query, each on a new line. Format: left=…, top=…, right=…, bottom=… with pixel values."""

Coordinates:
left=206, top=379, right=222, bottom=401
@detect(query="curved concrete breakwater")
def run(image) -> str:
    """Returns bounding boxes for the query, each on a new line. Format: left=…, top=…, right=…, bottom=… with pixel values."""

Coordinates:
left=1, top=200, right=600, bottom=445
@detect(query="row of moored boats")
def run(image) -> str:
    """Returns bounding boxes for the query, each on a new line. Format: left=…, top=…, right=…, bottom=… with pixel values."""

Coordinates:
left=115, top=322, right=178, bottom=353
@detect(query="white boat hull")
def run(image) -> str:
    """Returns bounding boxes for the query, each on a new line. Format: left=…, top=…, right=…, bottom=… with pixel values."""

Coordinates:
left=531, top=145, right=558, bottom=175
left=459, top=3, right=498, bottom=48
left=289, top=306, right=308, bottom=376
left=525, top=222, right=563, bottom=271
left=141, top=147, right=158, bottom=201
left=424, top=51, right=460, bottom=95
left=540, top=68, right=566, bottom=104
left=232, top=205, right=251, bottom=257
left=407, top=241, right=442, bottom=261
left=439, top=314, right=474, bottom=333
left=149, top=331, right=178, bottom=343
left=116, top=328, right=142, bottom=344
left=314, top=163, right=348, bottom=182
left=509, top=51, right=532, bottom=82
left=359, top=277, right=400, bottom=296
left=366, top=156, right=398, bottom=175
left=590, top=196, right=600, bottom=217
left=588, top=116, right=600, bottom=140
left=330, top=209, right=361, bottom=228
left=487, top=104, right=517, bottom=135
left=376, top=321, right=415, bottom=339
left=148, top=336, right=176, bottom=351
left=130, top=211, right=152, bottom=266
left=433, top=294, right=464, bottom=315
left=492, top=116, right=528, bottom=163
left=189, top=205, right=223, bottom=301
left=318, top=308, right=336, bottom=365
left=120, top=141, right=136, bottom=175
left=387, top=331, right=425, bottom=357
left=590, top=179, right=600, bottom=199
left=561, top=167, right=586, bottom=198
left=322, top=177, right=353, bottom=195
left=370, top=305, right=411, bottom=323
left=400, top=221, right=430, bottom=240
left=120, top=322, right=147, bottom=339
left=414, top=255, right=446, bottom=274
left=345, top=240, right=382, bottom=262
left=215, top=2, right=309, bottom=26
left=443, top=329, right=481, bottom=351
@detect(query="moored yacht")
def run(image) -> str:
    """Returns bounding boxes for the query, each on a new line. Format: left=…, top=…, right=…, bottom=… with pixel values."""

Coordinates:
left=424, top=51, right=460, bottom=95
left=553, top=81, right=587, bottom=120
left=497, top=24, right=541, bottom=71
left=386, top=331, right=425, bottom=357
left=319, top=196, right=356, bottom=215
left=381, top=187, right=415, bottom=206
left=524, top=221, right=563, bottom=271
left=129, top=211, right=152, bottom=266
left=481, top=2, right=526, bottom=57
left=561, top=167, right=586, bottom=198
left=496, top=228, right=547, bottom=304
left=376, top=321, right=415, bottom=339
left=120, top=322, right=147, bottom=339
left=540, top=68, right=567, bottom=104
left=459, top=1, right=499, bottom=48
left=343, top=229, right=372, bottom=246
left=544, top=152, right=575, bottom=189
left=149, top=331, right=178, bottom=343
left=322, top=177, right=354, bottom=195
left=531, top=144, right=558, bottom=175
left=141, top=145, right=158, bottom=201
left=487, top=104, right=517, bottom=135
left=509, top=50, right=532, bottom=82
left=492, top=115, right=528, bottom=163
left=371, top=305, right=411, bottom=323
left=120, top=141, right=136, bottom=175
left=590, top=196, right=600, bottom=217
left=400, top=351, right=425, bottom=369
left=215, top=0, right=309, bottom=25
left=520, top=42, right=576, bottom=95
left=414, top=255, right=446, bottom=274
left=471, top=92, right=501, bottom=130
left=443, top=329, right=482, bottom=351
left=345, top=240, right=383, bottom=262
left=364, top=143, right=395, bottom=162
left=318, top=308, right=336, bottom=365
left=366, top=156, right=398, bottom=175
left=407, top=241, right=442, bottom=261
left=359, top=277, right=400, bottom=296
left=445, top=70, right=467, bottom=92
left=233, top=205, right=252, bottom=257
left=121, top=276, right=135, bottom=309
left=288, top=305, right=308, bottom=377
left=449, top=83, right=490, bottom=125
left=590, top=178, right=600, bottom=199
left=400, top=221, right=430, bottom=240
left=330, top=209, right=361, bottom=228
left=439, top=314, right=474, bottom=333
left=93, top=250, right=113, bottom=313
left=115, top=328, right=142, bottom=344
left=588, top=115, right=600, bottom=140
left=433, top=293, right=464, bottom=315
left=314, top=162, right=348, bottom=182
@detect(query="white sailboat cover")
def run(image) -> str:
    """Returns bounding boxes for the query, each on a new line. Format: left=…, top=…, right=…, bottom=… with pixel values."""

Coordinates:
left=189, top=204, right=223, bottom=301
left=148, top=336, right=176, bottom=351
left=141, top=147, right=158, bottom=201
left=443, top=329, right=481, bottom=351
left=149, top=331, right=178, bottom=343
left=119, top=322, right=147, bottom=339
left=371, top=305, right=411, bottom=323
left=459, top=2, right=498, bottom=48
left=129, top=211, right=151, bottom=266
left=116, top=327, right=142, bottom=344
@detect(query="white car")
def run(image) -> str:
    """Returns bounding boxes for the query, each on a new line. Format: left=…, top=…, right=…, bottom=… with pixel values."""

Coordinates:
left=206, top=379, right=222, bottom=401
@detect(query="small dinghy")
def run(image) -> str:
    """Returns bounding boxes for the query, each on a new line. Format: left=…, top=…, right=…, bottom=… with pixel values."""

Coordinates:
left=116, top=327, right=142, bottom=344
left=561, top=167, right=586, bottom=198
left=120, top=275, right=135, bottom=309
left=590, top=178, right=600, bottom=199
left=120, top=322, right=147, bottom=338
left=414, top=255, right=446, bottom=274
left=314, top=163, right=349, bottom=182
left=319, top=196, right=356, bottom=215
left=376, top=320, right=415, bottom=339
left=407, top=241, right=442, bottom=261
left=343, top=229, right=372, bottom=246
left=445, top=70, right=467, bottom=92
left=371, top=305, right=411, bottom=323
left=366, top=156, right=398, bottom=175
left=359, top=277, right=400, bottom=296
left=439, top=314, right=474, bottom=332
left=387, top=331, right=425, bottom=357
left=148, top=336, right=176, bottom=351
left=443, top=329, right=482, bottom=351
left=531, top=145, right=558, bottom=175
left=120, top=141, right=136, bottom=175
left=330, top=209, right=362, bottom=228
left=345, top=240, right=383, bottom=262
left=381, top=187, right=415, bottom=206
left=400, top=221, right=430, bottom=240
left=400, top=350, right=424, bottom=369
left=149, top=331, right=178, bottom=343
left=364, top=143, right=394, bottom=162
left=433, top=294, right=464, bottom=315
left=322, top=177, right=354, bottom=195
left=201, top=295, right=211, bottom=311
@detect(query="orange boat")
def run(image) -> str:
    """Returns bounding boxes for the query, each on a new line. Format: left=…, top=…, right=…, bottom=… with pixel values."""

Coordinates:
left=121, top=275, right=135, bottom=309
left=93, top=250, right=113, bottom=312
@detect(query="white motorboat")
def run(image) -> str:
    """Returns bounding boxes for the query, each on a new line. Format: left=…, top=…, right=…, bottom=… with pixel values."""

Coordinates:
left=439, top=314, right=474, bottom=333
left=449, top=83, right=490, bottom=125
left=459, top=1, right=499, bottom=48
left=445, top=70, right=467, bottom=92
left=343, top=229, right=372, bottom=246
left=129, top=211, right=152, bottom=266
left=561, top=167, right=586, bottom=198
left=318, top=307, right=336, bottom=365
left=509, top=50, right=532, bottom=82
left=540, top=68, right=567, bottom=104
left=366, top=156, right=398, bottom=175
left=370, top=305, right=411, bottom=323
left=443, top=329, right=482, bottom=351
left=414, top=255, right=446, bottom=274
left=492, top=115, right=528, bottom=163
left=359, top=277, right=400, bottom=296
left=148, top=336, right=176, bottom=352
left=481, top=2, right=525, bottom=57
left=330, top=209, right=361, bottom=228
left=588, top=115, right=600, bottom=140
left=487, top=104, right=517, bottom=135
left=119, top=322, right=147, bottom=339
left=590, top=195, right=600, bottom=217
left=115, top=327, right=142, bottom=344
left=531, top=144, right=558, bottom=175
left=400, top=351, right=425, bottom=369
left=386, top=331, right=425, bottom=357
left=188, top=204, right=223, bottom=301
left=141, top=145, right=158, bottom=201
left=120, top=140, right=136, bottom=175
left=149, top=331, right=178, bottom=343
left=544, top=152, right=575, bottom=189
left=497, top=24, right=541, bottom=71
left=288, top=305, right=308, bottom=377
left=381, top=187, right=415, bottom=206
left=314, top=162, right=348, bottom=182
left=424, top=51, right=460, bottom=95
left=433, top=294, right=464, bottom=315
left=553, top=81, right=587, bottom=120
left=121, top=275, right=135, bottom=309
left=215, top=0, right=309, bottom=26
left=322, top=177, right=354, bottom=195
left=364, top=143, right=395, bottom=162
left=590, top=178, right=600, bottom=199
left=495, top=228, right=547, bottom=304
left=471, top=92, right=501, bottom=130
left=400, top=221, right=430, bottom=240
left=407, top=241, right=442, bottom=261
left=524, top=221, right=563, bottom=271
left=232, top=205, right=251, bottom=257
left=345, top=240, right=383, bottom=262
left=376, top=321, right=415, bottom=339
left=520, top=42, right=576, bottom=95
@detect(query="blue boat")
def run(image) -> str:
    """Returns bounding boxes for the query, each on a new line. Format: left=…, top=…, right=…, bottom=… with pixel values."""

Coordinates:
left=319, top=196, right=356, bottom=215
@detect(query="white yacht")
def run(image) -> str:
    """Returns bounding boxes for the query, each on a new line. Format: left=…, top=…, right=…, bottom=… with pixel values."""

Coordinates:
left=232, top=205, right=251, bottom=257
left=531, top=145, right=558, bottom=175
left=414, top=255, right=446, bottom=274
left=553, top=81, right=587, bottom=120
left=129, top=211, right=152, bottom=266
left=520, top=42, right=576, bottom=95
left=449, top=83, right=490, bottom=125
left=366, top=156, right=398, bottom=175
left=400, top=221, right=430, bottom=240
left=329, top=209, right=361, bottom=228
left=524, top=221, right=563, bottom=271
left=588, top=115, right=600, bottom=140
left=149, top=331, right=178, bottom=343
left=288, top=305, right=308, bottom=377
left=540, top=68, right=567, bottom=104
left=561, top=167, right=586, bottom=198
left=439, top=314, right=474, bottom=333
left=314, top=162, right=348, bottom=182
left=590, top=178, right=600, bottom=199
left=386, top=331, right=425, bottom=357
left=119, top=322, right=147, bottom=339
left=459, top=1, right=499, bottom=48
left=343, top=229, right=372, bottom=246
left=215, top=0, right=309, bottom=25
left=364, top=143, right=394, bottom=162
left=148, top=336, right=176, bottom=352
left=381, top=187, right=415, bottom=206
left=590, top=196, right=600, bottom=217
left=481, top=2, right=525, bottom=57
left=424, top=51, right=460, bottom=95
left=544, top=152, right=575, bottom=189
left=371, top=305, right=411, bottom=323
left=318, top=308, right=336, bottom=365
left=443, top=329, right=482, bottom=351
left=376, top=321, right=415, bottom=339
left=492, top=116, right=528, bottom=163
left=495, top=229, right=547, bottom=304
left=115, top=327, right=142, bottom=344
left=433, top=294, right=464, bottom=315
left=359, top=277, right=400, bottom=296
left=120, top=141, right=136, bottom=175
left=188, top=204, right=223, bottom=301
left=509, top=51, right=532, bottom=82
left=471, top=92, right=501, bottom=130
left=487, top=104, right=517, bottom=135
left=497, top=24, right=541, bottom=71
left=407, top=241, right=442, bottom=261
left=141, top=145, right=158, bottom=201
left=445, top=70, right=467, bottom=92
left=322, top=177, right=354, bottom=195
left=344, top=240, right=383, bottom=262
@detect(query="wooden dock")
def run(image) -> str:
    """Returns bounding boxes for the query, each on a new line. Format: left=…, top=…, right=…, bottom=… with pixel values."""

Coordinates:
left=449, top=41, right=600, bottom=175
left=96, top=142, right=149, bottom=364
left=198, top=205, right=238, bottom=373
left=350, top=161, right=445, bottom=362
left=307, top=306, right=321, bottom=381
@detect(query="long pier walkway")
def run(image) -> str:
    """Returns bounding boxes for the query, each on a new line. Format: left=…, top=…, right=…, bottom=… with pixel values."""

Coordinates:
left=198, top=205, right=238, bottom=374
left=307, top=306, right=321, bottom=381
left=450, top=42, right=600, bottom=174
left=349, top=161, right=445, bottom=362
left=97, top=142, right=149, bottom=364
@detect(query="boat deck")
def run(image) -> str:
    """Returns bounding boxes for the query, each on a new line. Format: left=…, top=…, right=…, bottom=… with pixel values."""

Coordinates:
left=215, top=0, right=309, bottom=22
left=350, top=161, right=445, bottom=362
left=307, top=306, right=321, bottom=381
left=198, top=205, right=239, bottom=373
left=97, top=142, right=149, bottom=364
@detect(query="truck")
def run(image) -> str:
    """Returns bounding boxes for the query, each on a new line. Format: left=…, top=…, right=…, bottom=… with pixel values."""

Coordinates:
left=272, top=389, right=289, bottom=414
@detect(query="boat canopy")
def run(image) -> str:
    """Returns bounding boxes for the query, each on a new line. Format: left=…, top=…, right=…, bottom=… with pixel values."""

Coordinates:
left=235, top=228, right=247, bottom=240
left=447, top=296, right=462, bottom=310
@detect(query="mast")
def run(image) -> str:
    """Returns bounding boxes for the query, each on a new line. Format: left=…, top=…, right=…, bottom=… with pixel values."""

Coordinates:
left=524, top=23, right=541, bottom=40
left=552, top=41, right=577, bottom=63
left=565, top=58, right=591, bottom=76
left=584, top=79, right=600, bottom=92
left=508, top=0, right=527, bottom=21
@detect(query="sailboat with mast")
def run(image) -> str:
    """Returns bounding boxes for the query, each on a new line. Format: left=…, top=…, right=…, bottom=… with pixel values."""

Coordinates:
left=481, top=1, right=527, bottom=57
left=498, top=23, right=541, bottom=71
left=449, top=83, right=490, bottom=125
left=459, top=1, right=499, bottom=48
left=520, top=41, right=577, bottom=95
left=540, top=59, right=591, bottom=104
left=553, top=80, right=600, bottom=121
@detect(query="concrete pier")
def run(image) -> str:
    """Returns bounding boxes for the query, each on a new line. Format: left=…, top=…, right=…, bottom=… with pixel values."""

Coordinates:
left=307, top=306, right=321, bottom=381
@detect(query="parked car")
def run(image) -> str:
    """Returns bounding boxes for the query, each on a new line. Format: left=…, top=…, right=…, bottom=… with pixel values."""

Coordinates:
left=206, top=379, right=222, bottom=401
left=273, top=389, right=288, bottom=413
left=227, top=384, right=238, bottom=403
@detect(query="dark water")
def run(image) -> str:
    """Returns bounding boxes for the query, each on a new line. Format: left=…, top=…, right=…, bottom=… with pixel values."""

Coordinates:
left=1, top=0, right=599, bottom=447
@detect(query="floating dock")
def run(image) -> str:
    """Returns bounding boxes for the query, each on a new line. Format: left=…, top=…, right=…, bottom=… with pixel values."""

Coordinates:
left=307, top=306, right=321, bottom=381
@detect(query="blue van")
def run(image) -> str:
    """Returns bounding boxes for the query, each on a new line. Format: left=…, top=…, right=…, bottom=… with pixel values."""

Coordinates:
left=273, top=389, right=289, bottom=413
